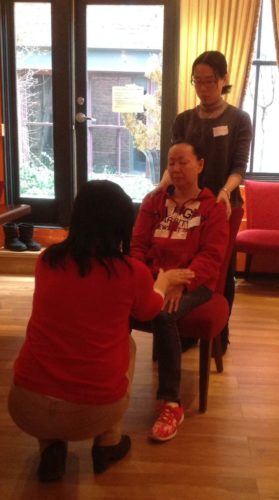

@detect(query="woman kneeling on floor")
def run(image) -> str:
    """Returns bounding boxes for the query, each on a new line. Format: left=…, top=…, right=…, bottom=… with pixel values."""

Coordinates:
left=8, top=180, right=186, bottom=482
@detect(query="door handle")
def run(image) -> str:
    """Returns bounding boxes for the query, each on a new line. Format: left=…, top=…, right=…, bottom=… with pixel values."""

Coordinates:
left=75, top=112, right=96, bottom=123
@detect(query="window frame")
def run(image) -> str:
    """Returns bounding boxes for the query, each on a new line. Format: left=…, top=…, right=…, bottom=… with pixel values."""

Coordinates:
left=244, top=0, right=279, bottom=182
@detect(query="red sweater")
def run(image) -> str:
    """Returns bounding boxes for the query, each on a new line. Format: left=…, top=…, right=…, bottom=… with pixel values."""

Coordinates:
left=131, top=187, right=229, bottom=292
left=14, top=255, right=163, bottom=405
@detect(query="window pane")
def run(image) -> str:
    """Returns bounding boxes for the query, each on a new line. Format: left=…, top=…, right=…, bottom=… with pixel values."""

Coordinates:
left=14, top=2, right=54, bottom=198
left=259, top=0, right=277, bottom=60
left=86, top=5, right=164, bottom=202
left=244, top=65, right=279, bottom=173
left=242, top=0, right=278, bottom=175
left=242, top=65, right=256, bottom=121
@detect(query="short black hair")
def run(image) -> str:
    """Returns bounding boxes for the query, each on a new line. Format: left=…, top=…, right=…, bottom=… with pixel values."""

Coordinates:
left=43, top=180, right=135, bottom=276
left=170, top=140, right=204, bottom=160
left=192, top=50, right=232, bottom=95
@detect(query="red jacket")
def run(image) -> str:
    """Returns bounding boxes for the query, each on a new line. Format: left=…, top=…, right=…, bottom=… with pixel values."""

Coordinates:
left=131, top=187, right=229, bottom=292
left=14, top=255, right=163, bottom=405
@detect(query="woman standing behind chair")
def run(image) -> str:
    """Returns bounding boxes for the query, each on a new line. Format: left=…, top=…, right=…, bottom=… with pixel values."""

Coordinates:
left=161, top=51, right=252, bottom=352
left=8, top=180, right=186, bottom=482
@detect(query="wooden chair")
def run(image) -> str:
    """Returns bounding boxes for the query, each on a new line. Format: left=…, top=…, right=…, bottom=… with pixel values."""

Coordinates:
left=152, top=206, right=244, bottom=413
left=235, top=180, right=279, bottom=279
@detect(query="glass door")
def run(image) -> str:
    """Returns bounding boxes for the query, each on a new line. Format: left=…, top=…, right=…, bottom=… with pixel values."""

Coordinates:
left=13, top=2, right=54, bottom=199
left=1, top=0, right=179, bottom=224
left=75, top=0, right=179, bottom=202
left=1, top=0, right=74, bottom=225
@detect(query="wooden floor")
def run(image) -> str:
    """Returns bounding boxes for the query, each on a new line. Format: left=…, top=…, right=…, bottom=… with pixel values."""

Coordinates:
left=0, top=275, right=279, bottom=500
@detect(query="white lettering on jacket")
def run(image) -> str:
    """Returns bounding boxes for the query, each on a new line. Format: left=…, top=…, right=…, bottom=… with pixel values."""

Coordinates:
left=153, top=200, right=201, bottom=239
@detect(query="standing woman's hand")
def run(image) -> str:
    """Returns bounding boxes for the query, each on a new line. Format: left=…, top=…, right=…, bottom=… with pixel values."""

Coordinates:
left=217, top=188, right=232, bottom=218
left=157, top=169, right=171, bottom=190
left=144, top=169, right=171, bottom=199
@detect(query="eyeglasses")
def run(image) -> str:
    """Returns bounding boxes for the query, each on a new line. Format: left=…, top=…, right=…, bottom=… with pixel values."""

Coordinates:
left=191, top=78, right=218, bottom=88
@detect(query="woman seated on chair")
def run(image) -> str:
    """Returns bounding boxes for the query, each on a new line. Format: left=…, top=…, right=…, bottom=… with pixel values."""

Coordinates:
left=8, top=180, right=188, bottom=482
left=131, top=141, right=229, bottom=442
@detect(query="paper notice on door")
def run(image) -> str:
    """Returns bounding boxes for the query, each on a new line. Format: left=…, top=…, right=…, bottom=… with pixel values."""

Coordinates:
left=112, top=85, right=144, bottom=113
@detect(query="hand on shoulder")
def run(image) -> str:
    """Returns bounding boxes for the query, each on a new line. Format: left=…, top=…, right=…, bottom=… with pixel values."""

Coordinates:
left=216, top=190, right=231, bottom=219
left=143, top=169, right=171, bottom=199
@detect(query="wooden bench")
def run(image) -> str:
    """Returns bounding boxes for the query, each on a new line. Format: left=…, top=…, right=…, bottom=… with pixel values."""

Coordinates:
left=0, top=204, right=31, bottom=224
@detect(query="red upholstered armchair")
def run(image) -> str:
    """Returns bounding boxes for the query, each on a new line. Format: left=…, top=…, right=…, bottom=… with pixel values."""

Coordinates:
left=235, top=180, right=279, bottom=279
left=151, top=207, right=244, bottom=413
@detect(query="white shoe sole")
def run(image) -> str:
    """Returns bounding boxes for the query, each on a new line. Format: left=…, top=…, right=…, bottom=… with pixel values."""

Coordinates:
left=149, top=412, right=184, bottom=442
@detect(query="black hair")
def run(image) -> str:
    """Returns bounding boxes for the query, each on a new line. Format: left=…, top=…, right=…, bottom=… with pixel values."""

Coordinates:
left=192, top=50, right=232, bottom=95
left=43, top=180, right=135, bottom=277
left=171, top=140, right=204, bottom=160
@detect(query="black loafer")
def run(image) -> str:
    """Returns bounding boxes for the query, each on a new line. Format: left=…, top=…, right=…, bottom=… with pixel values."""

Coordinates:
left=37, top=440, right=67, bottom=482
left=92, top=434, right=131, bottom=474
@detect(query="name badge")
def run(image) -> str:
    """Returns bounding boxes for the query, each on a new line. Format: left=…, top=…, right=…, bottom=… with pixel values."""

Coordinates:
left=213, top=125, right=228, bottom=137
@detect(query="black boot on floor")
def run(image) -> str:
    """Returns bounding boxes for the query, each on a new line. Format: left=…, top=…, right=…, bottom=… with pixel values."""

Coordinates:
left=18, top=223, right=41, bottom=251
left=3, top=223, right=27, bottom=251
left=37, top=440, right=67, bottom=482
left=92, top=435, right=131, bottom=474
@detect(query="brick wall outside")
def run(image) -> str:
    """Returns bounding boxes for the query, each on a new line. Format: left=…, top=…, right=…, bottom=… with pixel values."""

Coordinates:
left=88, top=72, right=145, bottom=175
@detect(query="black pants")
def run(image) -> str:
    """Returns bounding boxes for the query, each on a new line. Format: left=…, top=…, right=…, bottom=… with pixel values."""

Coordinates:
left=131, top=286, right=212, bottom=402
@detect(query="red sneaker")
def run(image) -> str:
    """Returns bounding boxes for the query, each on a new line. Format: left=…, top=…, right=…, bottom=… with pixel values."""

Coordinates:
left=150, top=403, right=184, bottom=441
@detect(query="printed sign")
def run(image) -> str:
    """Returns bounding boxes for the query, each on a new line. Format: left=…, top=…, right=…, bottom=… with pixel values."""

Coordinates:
left=112, top=85, right=144, bottom=113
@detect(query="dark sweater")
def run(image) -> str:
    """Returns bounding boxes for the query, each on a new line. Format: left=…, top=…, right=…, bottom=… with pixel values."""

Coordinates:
left=172, top=105, right=252, bottom=207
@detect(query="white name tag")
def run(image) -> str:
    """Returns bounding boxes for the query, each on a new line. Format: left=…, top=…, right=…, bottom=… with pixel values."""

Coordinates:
left=213, top=125, right=228, bottom=137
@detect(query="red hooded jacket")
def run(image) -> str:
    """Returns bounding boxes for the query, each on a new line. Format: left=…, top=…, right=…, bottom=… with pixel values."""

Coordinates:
left=131, top=187, right=229, bottom=292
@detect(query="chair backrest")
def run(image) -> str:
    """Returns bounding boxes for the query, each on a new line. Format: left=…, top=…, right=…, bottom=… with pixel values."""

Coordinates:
left=215, top=206, right=244, bottom=294
left=245, top=180, right=279, bottom=230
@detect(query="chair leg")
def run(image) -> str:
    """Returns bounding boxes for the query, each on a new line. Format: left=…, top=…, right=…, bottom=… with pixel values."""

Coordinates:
left=244, top=254, right=252, bottom=280
left=199, top=339, right=212, bottom=413
left=212, top=335, right=223, bottom=373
